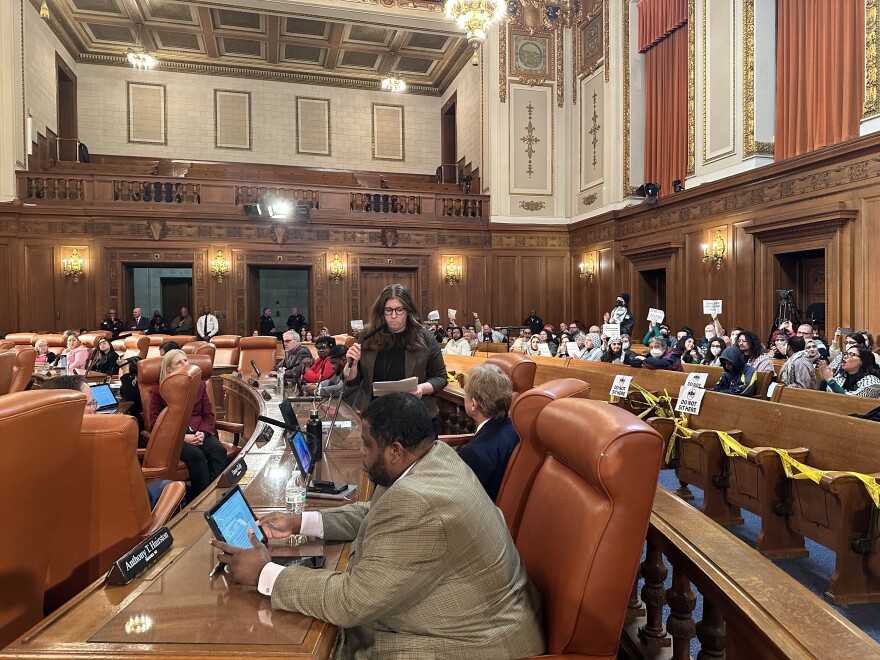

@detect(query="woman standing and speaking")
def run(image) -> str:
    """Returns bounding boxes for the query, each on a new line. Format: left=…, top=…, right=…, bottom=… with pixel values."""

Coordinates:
left=344, top=284, right=448, bottom=426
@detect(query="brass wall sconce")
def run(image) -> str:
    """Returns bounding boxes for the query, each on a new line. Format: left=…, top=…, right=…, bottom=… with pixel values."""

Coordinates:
left=209, top=251, right=230, bottom=282
left=62, top=248, right=85, bottom=282
left=444, top=257, right=462, bottom=286
left=329, top=253, right=346, bottom=283
left=578, top=256, right=596, bottom=282
left=701, top=230, right=725, bottom=270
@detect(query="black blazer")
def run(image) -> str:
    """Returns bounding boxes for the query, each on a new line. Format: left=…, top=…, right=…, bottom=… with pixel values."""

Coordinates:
left=457, top=415, right=520, bottom=501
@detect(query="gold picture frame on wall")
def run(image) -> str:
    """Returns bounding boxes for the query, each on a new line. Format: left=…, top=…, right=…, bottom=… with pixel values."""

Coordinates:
left=509, top=29, right=554, bottom=83
left=579, top=13, right=603, bottom=76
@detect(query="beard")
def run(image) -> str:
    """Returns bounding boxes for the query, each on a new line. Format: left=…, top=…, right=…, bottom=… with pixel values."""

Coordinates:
left=365, top=453, right=394, bottom=487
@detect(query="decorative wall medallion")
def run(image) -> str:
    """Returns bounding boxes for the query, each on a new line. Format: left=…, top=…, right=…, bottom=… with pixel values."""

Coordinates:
left=510, top=32, right=552, bottom=78
left=520, top=102, right=540, bottom=177
left=582, top=193, right=598, bottom=206
left=271, top=223, right=286, bottom=245
left=380, top=227, right=399, bottom=247
left=519, top=200, right=546, bottom=211
left=147, top=218, right=168, bottom=241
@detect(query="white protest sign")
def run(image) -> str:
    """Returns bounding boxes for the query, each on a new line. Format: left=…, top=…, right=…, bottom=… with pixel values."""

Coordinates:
left=675, top=386, right=707, bottom=415
left=610, top=375, right=633, bottom=399
left=537, top=343, right=552, bottom=356
left=566, top=341, right=580, bottom=357
left=602, top=323, right=621, bottom=339
left=448, top=309, right=457, bottom=319
left=703, top=300, right=723, bottom=315
left=684, top=372, right=709, bottom=389
left=427, top=310, right=440, bottom=321
left=350, top=319, right=364, bottom=330
left=647, top=308, right=665, bottom=324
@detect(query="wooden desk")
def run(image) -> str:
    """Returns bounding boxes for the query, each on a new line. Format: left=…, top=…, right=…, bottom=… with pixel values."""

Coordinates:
left=0, top=378, right=366, bottom=659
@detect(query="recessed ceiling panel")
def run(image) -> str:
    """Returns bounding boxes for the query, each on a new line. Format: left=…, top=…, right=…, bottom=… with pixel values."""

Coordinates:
left=406, top=33, right=449, bottom=51
left=282, top=43, right=324, bottom=64
left=68, top=0, right=125, bottom=16
left=284, top=17, right=329, bottom=39
left=141, top=0, right=197, bottom=24
left=339, top=50, right=380, bottom=69
left=345, top=24, right=391, bottom=46
left=213, top=9, right=263, bottom=32
left=396, top=56, right=435, bottom=75
left=152, top=30, right=203, bottom=52
left=84, top=23, right=135, bottom=45
left=219, top=37, right=265, bottom=58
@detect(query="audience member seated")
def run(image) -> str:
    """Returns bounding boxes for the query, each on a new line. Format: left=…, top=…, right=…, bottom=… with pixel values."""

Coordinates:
left=443, top=327, right=471, bottom=356
left=779, top=336, right=816, bottom=390
left=818, top=346, right=880, bottom=398
left=99, top=308, right=124, bottom=339
left=631, top=336, right=683, bottom=371
left=524, top=334, right=542, bottom=356
left=90, top=336, right=121, bottom=376
left=678, top=335, right=702, bottom=364
left=302, top=337, right=334, bottom=385
left=147, top=310, right=169, bottom=334
left=212, top=393, right=545, bottom=659
left=258, top=307, right=276, bottom=336
left=303, top=345, right=347, bottom=396
left=828, top=331, right=868, bottom=370
left=33, top=338, right=56, bottom=365
left=169, top=306, right=194, bottom=336
left=474, top=313, right=505, bottom=342
left=575, top=332, right=603, bottom=361
left=554, top=334, right=572, bottom=358
left=702, top=337, right=726, bottom=366
left=737, top=330, right=774, bottom=373
left=272, top=331, right=312, bottom=381
left=642, top=320, right=673, bottom=347
left=713, top=346, right=758, bottom=397
left=129, top=307, right=149, bottom=332
left=537, top=328, right=558, bottom=356
left=771, top=334, right=790, bottom=360
left=286, top=306, right=307, bottom=333
left=150, top=350, right=227, bottom=501
left=464, top=327, right=479, bottom=354
left=698, top=314, right=725, bottom=350
left=458, top=364, right=520, bottom=501
left=62, top=334, right=89, bottom=373
left=770, top=319, right=796, bottom=344
left=510, top=329, right=531, bottom=352
left=601, top=336, right=636, bottom=365
left=606, top=293, right=635, bottom=337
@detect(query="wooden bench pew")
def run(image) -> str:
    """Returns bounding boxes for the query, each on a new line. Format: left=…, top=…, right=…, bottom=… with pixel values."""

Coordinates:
left=648, top=390, right=880, bottom=604
left=770, top=383, right=879, bottom=416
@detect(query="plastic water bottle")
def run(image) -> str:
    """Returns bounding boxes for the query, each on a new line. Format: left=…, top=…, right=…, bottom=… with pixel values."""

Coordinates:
left=285, top=470, right=306, bottom=515
left=277, top=368, right=285, bottom=395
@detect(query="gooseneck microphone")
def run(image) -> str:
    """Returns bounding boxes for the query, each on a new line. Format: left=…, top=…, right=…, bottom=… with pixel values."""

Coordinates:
left=347, top=322, right=387, bottom=369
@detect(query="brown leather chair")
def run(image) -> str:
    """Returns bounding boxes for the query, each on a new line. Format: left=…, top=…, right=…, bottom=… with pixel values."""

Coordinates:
left=141, top=364, right=201, bottom=482
left=137, top=357, right=163, bottom=436
left=44, top=415, right=185, bottom=611
left=32, top=334, right=66, bottom=350
left=0, top=341, right=14, bottom=351
left=518, top=398, right=663, bottom=659
left=0, top=390, right=85, bottom=648
left=238, top=336, right=277, bottom=374
left=182, top=341, right=216, bottom=362
left=487, top=353, right=537, bottom=403
left=496, top=378, right=592, bottom=540
left=4, top=333, right=36, bottom=351
left=145, top=334, right=197, bottom=358
left=76, top=331, right=112, bottom=348
left=121, top=335, right=150, bottom=361
left=210, top=335, right=241, bottom=367
left=0, top=351, right=16, bottom=395
left=9, top=348, right=36, bottom=393
left=186, top=354, right=243, bottom=460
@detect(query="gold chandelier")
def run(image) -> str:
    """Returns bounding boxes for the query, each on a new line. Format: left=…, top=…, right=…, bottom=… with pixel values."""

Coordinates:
left=381, top=76, right=407, bottom=93
left=445, top=0, right=507, bottom=53
left=209, top=251, right=230, bottom=282
left=127, top=24, right=157, bottom=69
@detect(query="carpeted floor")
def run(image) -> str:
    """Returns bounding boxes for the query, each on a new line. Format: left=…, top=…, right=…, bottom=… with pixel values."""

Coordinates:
left=650, top=470, right=880, bottom=650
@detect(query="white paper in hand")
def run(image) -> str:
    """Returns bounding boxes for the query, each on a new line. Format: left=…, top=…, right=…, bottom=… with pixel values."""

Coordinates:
left=350, top=319, right=364, bottom=330
left=702, top=300, right=723, bottom=315
left=647, top=308, right=665, bottom=324
left=537, top=343, right=552, bottom=356
left=610, top=375, right=633, bottom=398
left=566, top=341, right=579, bottom=357
left=675, top=386, right=706, bottom=414
left=448, top=309, right=457, bottom=319
left=603, top=323, right=621, bottom=339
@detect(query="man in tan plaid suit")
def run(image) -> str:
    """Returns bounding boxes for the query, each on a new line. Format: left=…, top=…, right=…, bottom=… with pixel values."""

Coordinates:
left=214, top=392, right=545, bottom=659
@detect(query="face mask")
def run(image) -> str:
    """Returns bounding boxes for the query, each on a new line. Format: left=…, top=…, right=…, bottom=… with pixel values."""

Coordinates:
left=616, top=300, right=624, bottom=307
left=711, top=346, right=722, bottom=356
left=622, top=341, right=630, bottom=350
left=660, top=330, right=669, bottom=337
left=650, top=348, right=664, bottom=358
left=705, top=331, right=715, bottom=340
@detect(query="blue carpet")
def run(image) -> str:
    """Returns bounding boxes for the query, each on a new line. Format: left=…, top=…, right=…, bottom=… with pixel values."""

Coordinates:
left=646, top=470, right=880, bottom=651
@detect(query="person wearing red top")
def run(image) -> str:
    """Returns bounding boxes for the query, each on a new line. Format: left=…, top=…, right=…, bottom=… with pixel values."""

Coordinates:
left=149, top=349, right=227, bottom=502
left=302, top=337, right=335, bottom=384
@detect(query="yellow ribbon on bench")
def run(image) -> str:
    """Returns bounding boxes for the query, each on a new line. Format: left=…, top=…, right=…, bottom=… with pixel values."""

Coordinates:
left=713, top=428, right=880, bottom=509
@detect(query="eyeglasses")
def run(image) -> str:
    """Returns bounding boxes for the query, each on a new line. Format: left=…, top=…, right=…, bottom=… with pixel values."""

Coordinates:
left=85, top=400, right=99, bottom=409
left=845, top=352, right=860, bottom=359
left=383, top=307, right=407, bottom=316
left=845, top=341, right=857, bottom=347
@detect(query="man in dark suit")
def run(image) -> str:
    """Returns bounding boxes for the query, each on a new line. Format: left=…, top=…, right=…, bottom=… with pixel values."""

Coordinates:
left=129, top=307, right=148, bottom=332
left=458, top=362, right=520, bottom=501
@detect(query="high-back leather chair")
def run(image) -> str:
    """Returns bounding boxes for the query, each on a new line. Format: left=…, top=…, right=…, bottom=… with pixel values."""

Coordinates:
left=0, top=351, right=16, bottom=395
left=121, top=336, right=150, bottom=361
left=141, top=364, right=201, bottom=482
left=496, top=378, right=592, bottom=540
left=182, top=341, right=216, bottom=362
left=32, top=334, right=67, bottom=350
left=237, top=336, right=277, bottom=374
left=44, top=415, right=185, bottom=611
left=0, top=341, right=14, bottom=351
left=487, top=353, right=537, bottom=403
left=0, top=390, right=85, bottom=648
left=9, top=348, right=36, bottom=393
left=517, top=399, right=663, bottom=659
left=76, top=331, right=112, bottom=348
left=210, top=335, right=240, bottom=367
left=4, top=333, right=36, bottom=353
left=137, top=357, right=163, bottom=434
left=186, top=354, right=242, bottom=460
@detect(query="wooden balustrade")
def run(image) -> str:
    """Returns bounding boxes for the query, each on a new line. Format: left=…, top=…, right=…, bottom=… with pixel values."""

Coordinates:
left=441, top=196, right=483, bottom=218
left=234, top=185, right=320, bottom=209
left=113, top=180, right=201, bottom=203
left=24, top=177, right=84, bottom=201
left=349, top=192, right=422, bottom=214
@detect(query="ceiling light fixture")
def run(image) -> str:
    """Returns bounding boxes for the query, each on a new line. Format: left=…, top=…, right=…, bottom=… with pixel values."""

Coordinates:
left=127, top=24, right=157, bottom=69
left=40, top=0, right=49, bottom=19
left=381, top=52, right=407, bottom=93
left=445, top=0, right=507, bottom=63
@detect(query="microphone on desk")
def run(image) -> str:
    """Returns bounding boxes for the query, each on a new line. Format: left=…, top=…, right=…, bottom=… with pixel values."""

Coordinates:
left=287, top=395, right=330, bottom=403
left=257, top=415, right=298, bottom=433
left=347, top=322, right=386, bottom=369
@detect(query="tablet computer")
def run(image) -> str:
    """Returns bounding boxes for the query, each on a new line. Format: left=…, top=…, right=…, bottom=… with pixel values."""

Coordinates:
left=204, top=485, right=267, bottom=548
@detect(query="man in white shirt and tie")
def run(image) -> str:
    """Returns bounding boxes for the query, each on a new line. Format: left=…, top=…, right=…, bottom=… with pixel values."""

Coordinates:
left=196, top=306, right=219, bottom=341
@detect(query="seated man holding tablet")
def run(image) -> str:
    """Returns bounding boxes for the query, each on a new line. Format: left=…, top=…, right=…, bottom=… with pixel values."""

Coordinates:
left=211, top=392, right=544, bottom=659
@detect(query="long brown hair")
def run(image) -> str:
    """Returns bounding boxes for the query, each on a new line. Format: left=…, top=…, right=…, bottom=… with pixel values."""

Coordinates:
left=362, top=283, right=427, bottom=351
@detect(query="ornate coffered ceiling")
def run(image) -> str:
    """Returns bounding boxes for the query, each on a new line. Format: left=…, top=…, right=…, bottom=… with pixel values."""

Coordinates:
left=35, top=0, right=473, bottom=94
